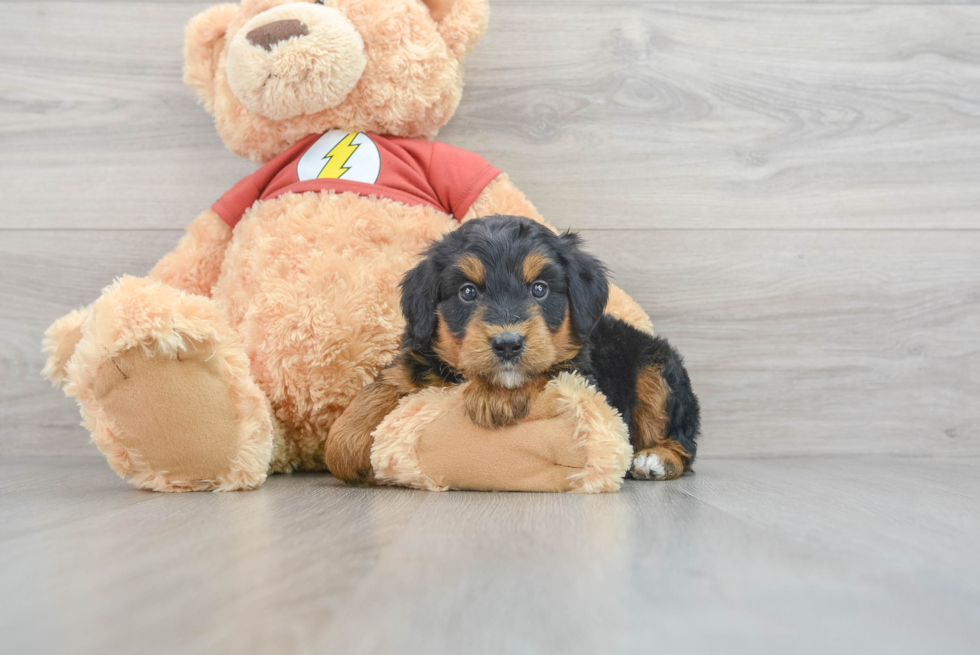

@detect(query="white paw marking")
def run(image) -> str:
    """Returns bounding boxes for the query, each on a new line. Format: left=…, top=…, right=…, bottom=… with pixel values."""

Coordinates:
left=632, top=452, right=666, bottom=480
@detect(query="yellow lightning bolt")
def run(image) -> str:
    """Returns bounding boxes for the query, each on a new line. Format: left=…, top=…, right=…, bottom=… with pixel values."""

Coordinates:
left=318, top=132, right=360, bottom=179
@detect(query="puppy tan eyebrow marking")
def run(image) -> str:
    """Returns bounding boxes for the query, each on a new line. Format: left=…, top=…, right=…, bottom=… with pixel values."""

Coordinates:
left=522, top=251, right=551, bottom=283
left=457, top=255, right=485, bottom=285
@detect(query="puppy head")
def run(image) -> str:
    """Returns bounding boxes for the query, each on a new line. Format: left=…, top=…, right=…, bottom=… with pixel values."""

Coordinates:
left=400, top=215, right=609, bottom=389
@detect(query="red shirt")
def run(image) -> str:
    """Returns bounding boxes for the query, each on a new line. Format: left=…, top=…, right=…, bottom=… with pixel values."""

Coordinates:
left=212, top=130, right=501, bottom=228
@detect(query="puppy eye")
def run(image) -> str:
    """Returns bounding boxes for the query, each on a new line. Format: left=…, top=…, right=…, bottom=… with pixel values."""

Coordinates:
left=530, top=281, right=549, bottom=300
left=459, top=283, right=479, bottom=302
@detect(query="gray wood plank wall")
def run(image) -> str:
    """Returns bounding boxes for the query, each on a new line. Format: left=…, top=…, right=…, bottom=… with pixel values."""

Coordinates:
left=1, top=1, right=977, bottom=459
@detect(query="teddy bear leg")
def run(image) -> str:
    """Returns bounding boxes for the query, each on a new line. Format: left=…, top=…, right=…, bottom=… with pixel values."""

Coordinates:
left=64, top=276, right=274, bottom=492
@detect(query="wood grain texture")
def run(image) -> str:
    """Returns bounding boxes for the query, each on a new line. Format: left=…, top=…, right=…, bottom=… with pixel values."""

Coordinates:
left=3, top=3, right=980, bottom=228
left=1, top=2, right=978, bottom=458
left=2, top=229, right=977, bottom=458
left=0, top=230, right=174, bottom=457
left=1, top=456, right=978, bottom=655
left=0, top=2, right=253, bottom=230
left=452, top=3, right=980, bottom=231
left=584, top=229, right=980, bottom=457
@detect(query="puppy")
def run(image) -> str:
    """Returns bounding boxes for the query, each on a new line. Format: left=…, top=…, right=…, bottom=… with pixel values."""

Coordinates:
left=325, top=215, right=700, bottom=485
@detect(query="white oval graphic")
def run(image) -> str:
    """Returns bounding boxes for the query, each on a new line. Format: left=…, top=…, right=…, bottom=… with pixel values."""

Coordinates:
left=296, top=130, right=381, bottom=184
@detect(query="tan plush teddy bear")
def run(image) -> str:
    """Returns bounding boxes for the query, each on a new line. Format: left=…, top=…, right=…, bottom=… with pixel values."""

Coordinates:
left=43, top=0, right=652, bottom=493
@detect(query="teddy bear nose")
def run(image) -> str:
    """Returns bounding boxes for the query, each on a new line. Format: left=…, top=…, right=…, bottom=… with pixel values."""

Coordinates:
left=246, top=19, right=310, bottom=52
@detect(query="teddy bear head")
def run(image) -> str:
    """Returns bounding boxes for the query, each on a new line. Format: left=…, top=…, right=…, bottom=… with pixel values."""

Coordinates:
left=184, top=0, right=489, bottom=162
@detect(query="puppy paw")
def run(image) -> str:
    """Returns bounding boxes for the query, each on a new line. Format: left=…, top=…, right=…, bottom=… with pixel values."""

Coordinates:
left=631, top=445, right=686, bottom=481
left=631, top=451, right=667, bottom=480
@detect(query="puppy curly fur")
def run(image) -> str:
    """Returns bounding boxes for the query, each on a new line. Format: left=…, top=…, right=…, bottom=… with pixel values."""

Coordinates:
left=329, top=215, right=700, bottom=485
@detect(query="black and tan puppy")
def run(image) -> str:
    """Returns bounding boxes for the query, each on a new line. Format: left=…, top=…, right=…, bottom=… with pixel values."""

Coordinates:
left=325, top=215, right=700, bottom=485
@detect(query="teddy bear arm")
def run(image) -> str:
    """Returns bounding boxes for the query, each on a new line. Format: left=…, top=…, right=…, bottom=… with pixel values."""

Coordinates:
left=372, top=373, right=633, bottom=493
left=148, top=208, right=233, bottom=297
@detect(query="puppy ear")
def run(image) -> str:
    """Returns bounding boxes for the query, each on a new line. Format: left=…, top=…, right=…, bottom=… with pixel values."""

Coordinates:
left=400, top=257, right=442, bottom=352
left=184, top=3, right=237, bottom=113
left=559, top=231, right=609, bottom=343
left=421, top=0, right=489, bottom=59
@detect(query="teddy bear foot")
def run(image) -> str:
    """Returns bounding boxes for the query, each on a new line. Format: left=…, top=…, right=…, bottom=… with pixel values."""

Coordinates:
left=64, top=276, right=274, bottom=492
left=42, top=306, right=90, bottom=387
left=91, top=341, right=263, bottom=492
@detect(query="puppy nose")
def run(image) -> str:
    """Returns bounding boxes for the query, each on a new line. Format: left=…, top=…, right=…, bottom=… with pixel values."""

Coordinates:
left=490, top=332, right=525, bottom=361
left=247, top=19, right=310, bottom=52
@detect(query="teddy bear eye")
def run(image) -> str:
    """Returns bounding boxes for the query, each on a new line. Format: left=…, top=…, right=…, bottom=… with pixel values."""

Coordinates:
left=459, top=283, right=479, bottom=302
left=530, top=281, right=549, bottom=300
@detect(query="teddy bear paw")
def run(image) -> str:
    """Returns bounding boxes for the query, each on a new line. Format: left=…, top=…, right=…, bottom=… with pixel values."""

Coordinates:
left=91, top=341, right=269, bottom=492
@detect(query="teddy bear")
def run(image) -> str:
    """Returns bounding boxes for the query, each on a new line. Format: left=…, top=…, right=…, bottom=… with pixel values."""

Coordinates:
left=43, top=0, right=653, bottom=493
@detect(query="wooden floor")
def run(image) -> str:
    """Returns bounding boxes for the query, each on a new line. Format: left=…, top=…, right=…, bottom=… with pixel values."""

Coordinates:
left=1, top=455, right=979, bottom=654
left=1, top=1, right=979, bottom=652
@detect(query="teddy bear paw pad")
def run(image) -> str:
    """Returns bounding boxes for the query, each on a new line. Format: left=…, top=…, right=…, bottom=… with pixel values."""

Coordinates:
left=92, top=341, right=249, bottom=491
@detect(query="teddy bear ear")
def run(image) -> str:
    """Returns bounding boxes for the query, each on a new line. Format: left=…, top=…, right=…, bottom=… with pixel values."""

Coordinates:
left=184, top=3, right=238, bottom=113
left=421, top=0, right=489, bottom=59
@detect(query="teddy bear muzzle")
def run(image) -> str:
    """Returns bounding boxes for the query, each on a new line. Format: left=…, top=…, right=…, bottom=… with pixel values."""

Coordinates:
left=226, top=2, right=366, bottom=121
